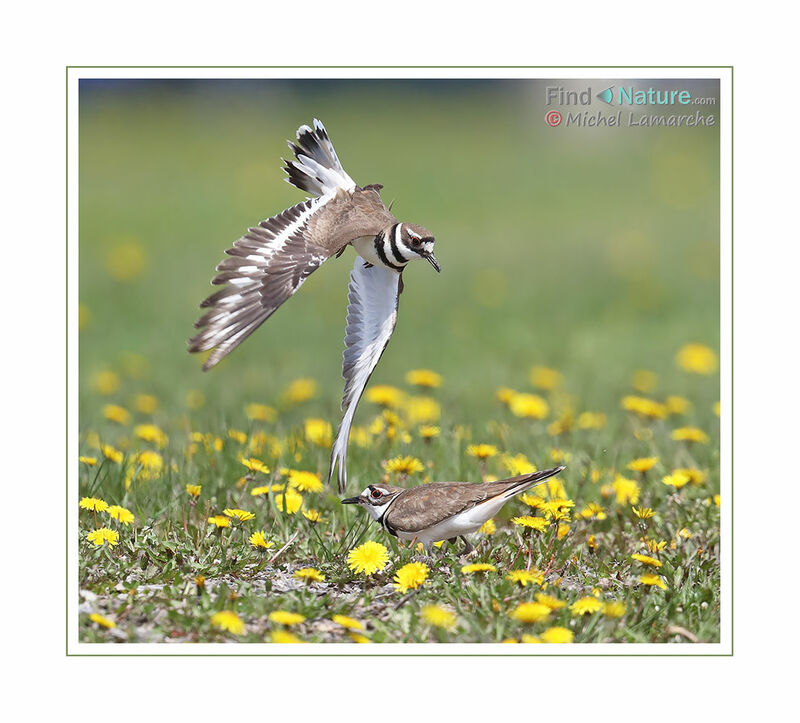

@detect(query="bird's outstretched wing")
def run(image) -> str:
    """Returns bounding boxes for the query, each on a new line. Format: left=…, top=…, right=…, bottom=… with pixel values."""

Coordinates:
left=329, top=258, right=402, bottom=492
left=188, top=195, right=340, bottom=370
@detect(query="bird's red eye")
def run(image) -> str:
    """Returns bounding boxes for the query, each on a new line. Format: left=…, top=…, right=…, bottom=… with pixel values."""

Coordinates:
left=371, top=489, right=382, bottom=499
left=411, top=238, right=420, bottom=246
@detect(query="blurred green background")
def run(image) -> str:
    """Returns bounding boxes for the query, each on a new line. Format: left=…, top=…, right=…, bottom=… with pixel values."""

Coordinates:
left=78, top=78, right=720, bottom=424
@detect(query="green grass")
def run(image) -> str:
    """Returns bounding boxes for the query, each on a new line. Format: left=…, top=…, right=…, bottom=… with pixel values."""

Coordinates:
left=78, top=79, right=721, bottom=644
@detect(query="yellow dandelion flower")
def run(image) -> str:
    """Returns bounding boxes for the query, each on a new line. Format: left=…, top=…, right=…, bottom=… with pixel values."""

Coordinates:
left=366, top=385, right=405, bottom=407
left=245, top=403, right=277, bottom=422
left=185, top=484, right=201, bottom=498
left=418, top=425, right=441, bottom=440
left=510, top=602, right=551, bottom=624
left=632, top=506, right=656, bottom=519
left=384, top=455, right=424, bottom=475
left=92, top=370, right=120, bottom=395
left=270, top=630, right=304, bottom=643
left=347, top=540, right=390, bottom=576
left=103, top=404, right=131, bottom=425
left=332, top=614, right=364, bottom=630
left=665, top=395, right=691, bottom=415
left=303, top=508, right=326, bottom=523
left=674, top=467, right=706, bottom=485
left=227, top=429, right=247, bottom=444
left=557, top=523, right=570, bottom=539
left=540, top=626, right=574, bottom=643
left=349, top=632, right=372, bottom=643
left=406, top=369, right=443, bottom=388
left=631, top=369, right=658, bottom=393
left=713, top=401, right=721, bottom=417
left=287, top=469, right=323, bottom=493
left=211, top=610, right=244, bottom=635
left=603, top=601, right=626, bottom=618
left=521, top=634, right=542, bottom=643
left=502, top=453, right=536, bottom=476
left=642, top=538, right=668, bottom=552
left=577, top=411, right=607, bottom=430
left=627, top=457, right=658, bottom=473
left=79, top=456, right=97, bottom=466
left=479, top=518, right=496, bottom=535
left=80, top=497, right=108, bottom=512
left=466, top=444, right=498, bottom=460
left=496, top=387, right=517, bottom=404
left=248, top=531, right=273, bottom=549
left=587, top=534, right=597, bottom=550
left=88, top=612, right=115, bottom=629
left=128, top=450, right=164, bottom=481
left=250, top=485, right=271, bottom=496
left=676, top=343, right=718, bottom=374
left=663, top=472, right=691, bottom=488
left=421, top=605, right=457, bottom=629
left=275, top=488, right=303, bottom=515
left=529, top=365, right=563, bottom=390
left=100, top=444, right=123, bottom=464
left=506, top=569, right=545, bottom=587
left=520, top=492, right=545, bottom=508
left=86, top=528, right=119, bottom=547
left=509, top=392, right=549, bottom=419
left=394, top=562, right=429, bottom=592
left=460, top=563, right=496, bottom=575
left=579, top=503, right=606, bottom=520
left=612, top=475, right=641, bottom=505
left=269, top=610, right=305, bottom=626
left=134, top=393, right=158, bottom=414
left=294, top=568, right=325, bottom=583
left=240, top=457, right=270, bottom=474
left=671, top=427, right=709, bottom=443
left=405, top=396, right=441, bottom=424
left=535, top=593, right=566, bottom=610
left=621, top=395, right=667, bottom=419
left=106, top=505, right=134, bottom=525
left=282, top=377, right=317, bottom=404
left=304, top=418, right=332, bottom=447
left=511, top=516, right=549, bottom=531
left=134, top=423, right=168, bottom=448
left=207, top=515, right=230, bottom=528
left=223, top=508, right=255, bottom=522
left=631, top=553, right=662, bottom=567
left=571, top=596, right=604, bottom=615
left=640, top=574, right=668, bottom=590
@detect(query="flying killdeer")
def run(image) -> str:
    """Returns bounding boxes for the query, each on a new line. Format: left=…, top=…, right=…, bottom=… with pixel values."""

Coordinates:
left=187, top=120, right=440, bottom=492
left=341, top=466, right=566, bottom=553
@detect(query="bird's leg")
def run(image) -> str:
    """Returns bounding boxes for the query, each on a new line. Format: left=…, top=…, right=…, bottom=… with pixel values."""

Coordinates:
left=460, top=535, right=475, bottom=556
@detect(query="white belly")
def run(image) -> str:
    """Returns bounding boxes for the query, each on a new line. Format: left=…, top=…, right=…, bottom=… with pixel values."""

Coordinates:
left=396, top=495, right=509, bottom=549
left=352, top=236, right=383, bottom=267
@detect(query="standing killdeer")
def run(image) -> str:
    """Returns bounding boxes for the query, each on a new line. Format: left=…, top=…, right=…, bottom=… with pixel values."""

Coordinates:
left=188, top=120, right=440, bottom=492
left=341, top=466, right=566, bottom=553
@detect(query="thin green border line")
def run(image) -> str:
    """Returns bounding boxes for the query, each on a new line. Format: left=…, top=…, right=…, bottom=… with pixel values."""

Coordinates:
left=67, top=66, right=732, bottom=656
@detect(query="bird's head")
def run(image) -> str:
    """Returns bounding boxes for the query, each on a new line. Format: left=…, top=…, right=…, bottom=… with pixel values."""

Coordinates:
left=395, top=223, right=440, bottom=272
left=341, top=484, right=403, bottom=521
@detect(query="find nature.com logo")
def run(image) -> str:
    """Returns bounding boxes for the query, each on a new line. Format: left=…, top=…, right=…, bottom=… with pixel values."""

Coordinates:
left=544, top=84, right=717, bottom=128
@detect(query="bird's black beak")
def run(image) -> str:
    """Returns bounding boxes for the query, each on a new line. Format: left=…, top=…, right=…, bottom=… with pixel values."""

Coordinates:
left=424, top=252, right=441, bottom=273
left=341, top=496, right=362, bottom=505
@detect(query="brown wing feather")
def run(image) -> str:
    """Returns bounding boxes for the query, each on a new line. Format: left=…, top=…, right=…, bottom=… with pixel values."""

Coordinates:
left=188, top=188, right=395, bottom=370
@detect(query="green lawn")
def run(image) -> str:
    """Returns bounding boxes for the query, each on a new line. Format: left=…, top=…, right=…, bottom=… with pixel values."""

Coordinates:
left=78, top=79, right=721, bottom=644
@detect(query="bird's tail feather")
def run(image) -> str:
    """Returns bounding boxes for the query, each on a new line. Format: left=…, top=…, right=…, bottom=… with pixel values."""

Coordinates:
left=502, top=466, right=566, bottom=500
left=284, top=119, right=356, bottom=197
